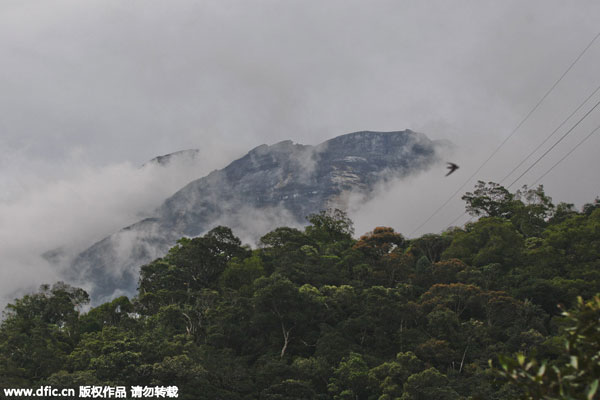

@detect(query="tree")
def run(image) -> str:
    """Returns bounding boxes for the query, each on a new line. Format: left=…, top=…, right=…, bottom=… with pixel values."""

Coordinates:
left=253, top=275, right=321, bottom=359
left=4, top=192, right=600, bottom=400
left=219, top=252, right=265, bottom=293
left=291, top=356, right=331, bottom=394
left=493, top=295, right=600, bottom=400
left=410, top=233, right=453, bottom=263
left=353, top=227, right=405, bottom=258
left=163, top=226, right=248, bottom=290
left=76, top=326, right=146, bottom=384
left=511, top=185, right=555, bottom=237
left=259, top=227, right=317, bottom=281
left=400, top=367, right=462, bottom=400
left=431, top=259, right=467, bottom=285
left=368, top=352, right=424, bottom=399
left=442, top=217, right=524, bottom=267
left=151, top=354, right=209, bottom=399
left=80, top=296, right=134, bottom=333
left=462, top=181, right=557, bottom=237
left=138, top=227, right=249, bottom=312
left=0, top=283, right=89, bottom=384
left=305, top=209, right=355, bottom=248
left=353, top=227, right=408, bottom=286
left=462, top=181, right=515, bottom=218
left=582, top=197, right=600, bottom=216
left=327, top=352, right=371, bottom=400
left=261, top=379, right=318, bottom=400
left=420, top=283, right=485, bottom=319
left=340, top=286, right=407, bottom=355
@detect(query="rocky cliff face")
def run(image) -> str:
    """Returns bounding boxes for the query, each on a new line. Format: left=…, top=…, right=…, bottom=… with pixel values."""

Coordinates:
left=70, top=130, right=445, bottom=302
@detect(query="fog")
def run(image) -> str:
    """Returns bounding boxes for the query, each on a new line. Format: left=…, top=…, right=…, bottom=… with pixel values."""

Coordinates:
left=2, top=0, right=600, bottom=305
left=0, top=151, right=215, bottom=304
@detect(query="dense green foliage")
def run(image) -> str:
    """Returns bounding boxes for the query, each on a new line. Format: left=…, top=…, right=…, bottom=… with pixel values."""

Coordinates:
left=493, top=295, right=600, bottom=400
left=1, top=184, right=599, bottom=399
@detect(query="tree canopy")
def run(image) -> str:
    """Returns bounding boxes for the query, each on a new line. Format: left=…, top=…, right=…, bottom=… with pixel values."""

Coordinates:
left=1, top=183, right=598, bottom=399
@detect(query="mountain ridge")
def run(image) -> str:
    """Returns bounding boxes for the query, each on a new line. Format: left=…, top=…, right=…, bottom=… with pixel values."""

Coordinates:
left=70, top=130, right=447, bottom=302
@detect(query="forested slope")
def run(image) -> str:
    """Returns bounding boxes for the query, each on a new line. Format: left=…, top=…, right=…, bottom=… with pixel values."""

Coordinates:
left=1, top=182, right=599, bottom=399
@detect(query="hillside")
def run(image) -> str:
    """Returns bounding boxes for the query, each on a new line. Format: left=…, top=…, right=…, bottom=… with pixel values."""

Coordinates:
left=2, top=183, right=599, bottom=399
left=69, top=130, right=445, bottom=302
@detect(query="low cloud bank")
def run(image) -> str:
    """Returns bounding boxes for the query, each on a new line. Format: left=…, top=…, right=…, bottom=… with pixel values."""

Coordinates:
left=0, top=150, right=214, bottom=307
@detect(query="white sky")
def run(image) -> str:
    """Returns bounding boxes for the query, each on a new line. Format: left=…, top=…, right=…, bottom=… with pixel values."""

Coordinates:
left=1, top=0, right=600, bottom=301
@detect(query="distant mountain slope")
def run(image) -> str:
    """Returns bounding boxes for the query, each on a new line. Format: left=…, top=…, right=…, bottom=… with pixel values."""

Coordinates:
left=70, top=130, right=446, bottom=302
left=144, top=149, right=201, bottom=167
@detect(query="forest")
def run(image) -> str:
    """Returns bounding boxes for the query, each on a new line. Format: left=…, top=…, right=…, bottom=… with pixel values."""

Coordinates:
left=1, top=181, right=599, bottom=399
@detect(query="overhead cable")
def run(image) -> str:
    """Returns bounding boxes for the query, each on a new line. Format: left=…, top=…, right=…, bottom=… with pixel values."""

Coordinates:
left=499, top=83, right=600, bottom=185
left=506, top=97, right=600, bottom=188
left=409, top=30, right=600, bottom=236
left=531, top=123, right=600, bottom=186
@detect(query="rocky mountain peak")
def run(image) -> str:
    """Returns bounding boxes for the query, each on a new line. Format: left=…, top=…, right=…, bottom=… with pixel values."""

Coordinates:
left=145, top=149, right=201, bottom=167
left=70, top=130, right=447, bottom=303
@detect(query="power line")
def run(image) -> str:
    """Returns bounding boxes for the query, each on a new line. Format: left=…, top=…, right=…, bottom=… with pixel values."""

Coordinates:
left=506, top=97, right=600, bottom=189
left=445, top=115, right=600, bottom=231
left=499, top=83, right=600, bottom=185
left=408, top=29, right=600, bottom=237
left=531, top=122, right=600, bottom=186
left=446, top=210, right=469, bottom=229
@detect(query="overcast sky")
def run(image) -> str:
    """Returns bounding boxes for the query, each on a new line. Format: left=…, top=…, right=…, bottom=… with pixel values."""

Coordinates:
left=1, top=0, right=600, bottom=302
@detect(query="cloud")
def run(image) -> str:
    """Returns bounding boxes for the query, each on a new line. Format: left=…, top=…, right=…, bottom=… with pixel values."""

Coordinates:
left=212, top=205, right=303, bottom=247
left=0, top=150, right=217, bottom=306
left=2, top=1, right=599, bottom=166
left=1, top=0, right=600, bottom=304
left=348, top=144, right=469, bottom=238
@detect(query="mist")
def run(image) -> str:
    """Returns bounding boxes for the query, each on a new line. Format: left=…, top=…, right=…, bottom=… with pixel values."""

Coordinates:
left=0, top=151, right=218, bottom=305
left=2, top=0, right=600, bottom=304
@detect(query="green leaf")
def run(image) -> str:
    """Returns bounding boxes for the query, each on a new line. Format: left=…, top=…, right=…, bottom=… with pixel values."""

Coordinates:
left=525, top=361, right=534, bottom=371
left=587, top=379, right=599, bottom=400
left=570, top=356, right=579, bottom=370
left=537, top=363, right=546, bottom=377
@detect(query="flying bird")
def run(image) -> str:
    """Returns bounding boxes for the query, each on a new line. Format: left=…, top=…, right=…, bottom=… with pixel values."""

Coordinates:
left=445, top=162, right=459, bottom=176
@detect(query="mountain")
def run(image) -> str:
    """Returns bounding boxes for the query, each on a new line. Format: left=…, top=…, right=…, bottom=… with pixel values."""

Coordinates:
left=69, top=130, right=447, bottom=302
left=144, top=149, right=201, bottom=167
